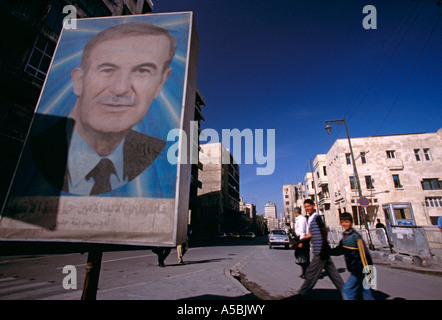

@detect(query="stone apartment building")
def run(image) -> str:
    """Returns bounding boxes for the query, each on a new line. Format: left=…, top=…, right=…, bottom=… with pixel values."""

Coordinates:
left=282, top=182, right=305, bottom=230
left=195, top=142, right=240, bottom=236
left=316, top=129, right=442, bottom=231
left=264, top=201, right=279, bottom=230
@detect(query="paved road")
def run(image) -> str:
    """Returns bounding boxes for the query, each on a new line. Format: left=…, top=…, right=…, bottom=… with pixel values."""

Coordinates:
left=0, top=237, right=441, bottom=300
left=236, top=242, right=442, bottom=300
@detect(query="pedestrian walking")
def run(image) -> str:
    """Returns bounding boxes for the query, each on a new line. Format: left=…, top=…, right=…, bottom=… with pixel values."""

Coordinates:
left=375, top=218, right=386, bottom=230
left=292, top=206, right=310, bottom=279
left=177, top=238, right=188, bottom=264
left=177, top=227, right=191, bottom=264
left=330, top=212, right=375, bottom=300
left=293, top=199, right=344, bottom=298
left=152, top=247, right=171, bottom=267
left=177, top=241, right=188, bottom=264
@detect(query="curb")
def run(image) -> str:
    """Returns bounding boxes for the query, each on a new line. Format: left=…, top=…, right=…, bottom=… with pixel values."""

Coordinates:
left=370, top=250, right=442, bottom=274
left=224, top=268, right=252, bottom=296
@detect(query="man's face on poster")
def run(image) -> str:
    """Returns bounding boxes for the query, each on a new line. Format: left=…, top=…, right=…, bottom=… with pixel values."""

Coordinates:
left=71, top=34, right=172, bottom=135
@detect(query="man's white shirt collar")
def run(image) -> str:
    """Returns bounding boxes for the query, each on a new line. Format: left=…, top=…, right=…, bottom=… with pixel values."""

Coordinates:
left=67, top=126, right=127, bottom=195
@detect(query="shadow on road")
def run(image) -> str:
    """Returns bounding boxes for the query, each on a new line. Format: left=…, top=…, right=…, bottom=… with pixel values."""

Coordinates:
left=182, top=293, right=261, bottom=300
left=282, top=288, right=391, bottom=300
left=165, top=258, right=232, bottom=267
left=189, top=236, right=269, bottom=248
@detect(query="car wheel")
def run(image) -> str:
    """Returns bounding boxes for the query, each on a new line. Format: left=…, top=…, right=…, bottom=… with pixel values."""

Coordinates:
left=269, top=244, right=272, bottom=249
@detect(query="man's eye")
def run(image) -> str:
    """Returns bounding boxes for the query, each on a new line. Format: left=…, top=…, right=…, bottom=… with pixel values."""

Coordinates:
left=136, top=68, right=153, bottom=74
left=100, top=68, right=114, bottom=73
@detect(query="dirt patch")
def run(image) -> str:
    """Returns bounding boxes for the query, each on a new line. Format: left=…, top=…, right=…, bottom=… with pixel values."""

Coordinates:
left=236, top=272, right=286, bottom=300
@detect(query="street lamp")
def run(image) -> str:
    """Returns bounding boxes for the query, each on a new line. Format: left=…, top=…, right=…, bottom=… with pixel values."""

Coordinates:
left=325, top=118, right=374, bottom=249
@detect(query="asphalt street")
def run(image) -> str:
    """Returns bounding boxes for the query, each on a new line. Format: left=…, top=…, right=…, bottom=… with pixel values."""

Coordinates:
left=0, top=237, right=441, bottom=300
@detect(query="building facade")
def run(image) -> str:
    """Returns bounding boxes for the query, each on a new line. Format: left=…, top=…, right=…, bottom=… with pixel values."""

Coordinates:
left=322, top=129, right=442, bottom=230
left=282, top=182, right=306, bottom=229
left=264, top=201, right=279, bottom=230
left=239, top=197, right=257, bottom=232
left=196, top=142, right=240, bottom=236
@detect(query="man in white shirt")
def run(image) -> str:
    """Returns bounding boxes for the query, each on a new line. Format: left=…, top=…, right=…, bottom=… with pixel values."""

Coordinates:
left=294, top=199, right=344, bottom=298
left=293, top=206, right=310, bottom=278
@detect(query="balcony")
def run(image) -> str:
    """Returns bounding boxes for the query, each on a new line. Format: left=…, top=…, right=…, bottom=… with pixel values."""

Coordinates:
left=387, top=158, right=404, bottom=171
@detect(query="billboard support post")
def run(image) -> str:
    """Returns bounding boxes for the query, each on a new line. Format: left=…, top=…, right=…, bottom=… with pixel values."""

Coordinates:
left=81, top=245, right=103, bottom=300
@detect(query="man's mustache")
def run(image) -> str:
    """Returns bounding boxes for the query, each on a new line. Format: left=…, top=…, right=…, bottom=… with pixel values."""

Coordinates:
left=98, top=94, right=137, bottom=106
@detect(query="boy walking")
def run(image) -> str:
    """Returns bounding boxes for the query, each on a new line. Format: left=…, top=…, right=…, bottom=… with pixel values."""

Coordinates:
left=330, top=212, right=375, bottom=300
left=294, top=199, right=344, bottom=298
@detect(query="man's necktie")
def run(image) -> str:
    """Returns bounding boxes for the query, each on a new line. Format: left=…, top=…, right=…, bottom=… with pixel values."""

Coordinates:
left=85, top=158, right=117, bottom=195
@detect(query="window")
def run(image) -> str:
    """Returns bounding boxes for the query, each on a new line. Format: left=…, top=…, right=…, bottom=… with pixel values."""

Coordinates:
left=351, top=206, right=361, bottom=225
left=415, top=148, right=431, bottom=161
left=421, top=179, right=442, bottom=190
left=392, top=174, right=403, bottom=188
left=414, top=149, right=422, bottom=161
left=386, top=150, right=396, bottom=159
left=349, top=176, right=357, bottom=190
left=424, top=148, right=431, bottom=161
left=24, top=35, right=56, bottom=85
left=365, top=176, right=374, bottom=190
left=361, top=152, right=367, bottom=164
left=44, top=3, right=65, bottom=34
left=345, top=153, right=351, bottom=165
left=425, top=197, right=442, bottom=208
left=394, top=208, right=412, bottom=220
left=323, top=166, right=327, bottom=176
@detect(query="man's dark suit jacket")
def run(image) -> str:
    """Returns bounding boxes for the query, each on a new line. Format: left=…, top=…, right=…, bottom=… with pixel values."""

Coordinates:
left=28, top=114, right=166, bottom=195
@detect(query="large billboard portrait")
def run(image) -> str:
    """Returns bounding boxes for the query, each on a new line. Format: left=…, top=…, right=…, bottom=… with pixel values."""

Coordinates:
left=0, top=12, right=198, bottom=246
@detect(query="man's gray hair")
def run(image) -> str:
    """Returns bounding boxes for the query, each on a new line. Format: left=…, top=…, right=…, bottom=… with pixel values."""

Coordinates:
left=81, top=22, right=177, bottom=72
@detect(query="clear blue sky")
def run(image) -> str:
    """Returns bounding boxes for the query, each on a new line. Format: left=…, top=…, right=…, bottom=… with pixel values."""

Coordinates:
left=154, top=0, right=442, bottom=218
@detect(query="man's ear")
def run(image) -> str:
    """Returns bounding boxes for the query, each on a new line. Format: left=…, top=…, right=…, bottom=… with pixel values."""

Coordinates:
left=71, top=68, right=83, bottom=96
left=154, top=67, right=172, bottom=98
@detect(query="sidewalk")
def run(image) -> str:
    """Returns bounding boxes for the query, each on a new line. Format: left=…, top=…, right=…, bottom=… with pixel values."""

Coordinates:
left=369, top=246, right=442, bottom=273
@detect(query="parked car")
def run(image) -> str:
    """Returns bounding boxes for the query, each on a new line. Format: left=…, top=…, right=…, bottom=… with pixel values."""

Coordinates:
left=268, top=229, right=290, bottom=249
left=218, top=232, right=228, bottom=239
left=243, top=232, right=256, bottom=240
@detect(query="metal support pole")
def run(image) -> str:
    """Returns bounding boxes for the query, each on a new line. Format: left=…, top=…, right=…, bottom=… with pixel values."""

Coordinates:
left=81, top=245, right=103, bottom=300
left=325, top=118, right=374, bottom=249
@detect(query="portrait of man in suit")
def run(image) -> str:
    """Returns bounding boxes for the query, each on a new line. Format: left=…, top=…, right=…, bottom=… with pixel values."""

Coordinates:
left=1, top=13, right=197, bottom=247
left=29, top=22, right=177, bottom=196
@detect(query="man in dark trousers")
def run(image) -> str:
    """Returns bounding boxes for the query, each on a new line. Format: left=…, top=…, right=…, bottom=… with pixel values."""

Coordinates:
left=293, top=199, right=344, bottom=298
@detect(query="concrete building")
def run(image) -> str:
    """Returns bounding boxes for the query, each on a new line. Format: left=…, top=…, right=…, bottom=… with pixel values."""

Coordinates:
left=239, top=197, right=257, bottom=232
left=282, top=182, right=306, bottom=229
left=322, top=129, right=442, bottom=233
left=264, top=202, right=279, bottom=230
left=188, top=89, right=206, bottom=229
left=239, top=197, right=256, bottom=220
left=304, top=172, right=316, bottom=204
left=0, top=0, right=153, bottom=207
left=196, top=142, right=240, bottom=236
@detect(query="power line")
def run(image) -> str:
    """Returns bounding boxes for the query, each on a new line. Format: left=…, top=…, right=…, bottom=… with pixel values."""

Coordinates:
left=347, top=1, right=424, bottom=122
left=373, top=12, right=441, bottom=136
left=323, top=0, right=425, bottom=152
